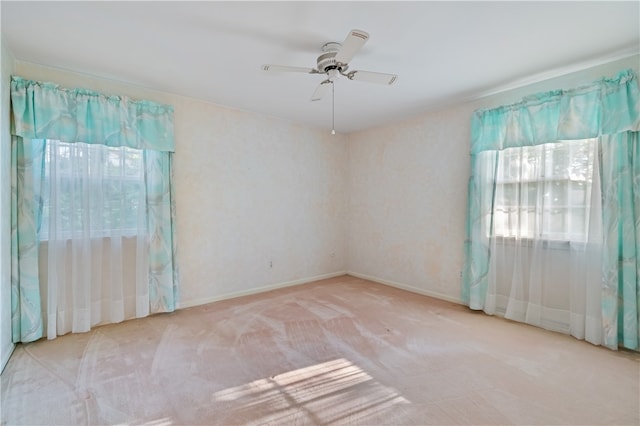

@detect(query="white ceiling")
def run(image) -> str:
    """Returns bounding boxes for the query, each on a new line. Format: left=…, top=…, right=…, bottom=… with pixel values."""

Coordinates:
left=2, top=1, right=639, bottom=134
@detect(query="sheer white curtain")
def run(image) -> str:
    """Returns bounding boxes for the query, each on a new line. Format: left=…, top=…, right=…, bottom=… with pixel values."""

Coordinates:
left=40, top=140, right=149, bottom=339
left=478, top=138, right=603, bottom=343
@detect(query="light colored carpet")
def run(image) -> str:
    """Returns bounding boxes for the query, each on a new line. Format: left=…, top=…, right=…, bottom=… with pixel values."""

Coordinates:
left=1, top=275, right=638, bottom=425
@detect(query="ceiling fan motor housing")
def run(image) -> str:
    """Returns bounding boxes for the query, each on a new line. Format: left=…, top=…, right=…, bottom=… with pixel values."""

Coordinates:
left=317, top=42, right=347, bottom=73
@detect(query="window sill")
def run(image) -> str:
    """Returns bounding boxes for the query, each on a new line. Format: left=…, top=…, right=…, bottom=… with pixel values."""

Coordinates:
left=39, top=234, right=146, bottom=243
left=491, top=236, right=590, bottom=250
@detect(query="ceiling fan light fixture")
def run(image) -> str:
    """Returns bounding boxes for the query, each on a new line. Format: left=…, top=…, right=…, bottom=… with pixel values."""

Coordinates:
left=322, top=42, right=342, bottom=52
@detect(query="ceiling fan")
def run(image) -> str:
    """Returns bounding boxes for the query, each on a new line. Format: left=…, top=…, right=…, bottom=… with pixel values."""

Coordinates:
left=262, top=29, right=398, bottom=102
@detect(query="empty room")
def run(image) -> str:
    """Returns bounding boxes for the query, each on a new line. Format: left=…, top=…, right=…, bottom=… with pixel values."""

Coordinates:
left=1, top=1, right=639, bottom=425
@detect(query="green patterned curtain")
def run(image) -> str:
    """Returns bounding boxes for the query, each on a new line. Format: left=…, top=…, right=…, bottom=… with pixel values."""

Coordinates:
left=10, top=77, right=174, bottom=151
left=463, top=69, right=640, bottom=350
left=10, top=76, right=178, bottom=343
left=10, top=138, right=45, bottom=342
left=600, top=132, right=639, bottom=349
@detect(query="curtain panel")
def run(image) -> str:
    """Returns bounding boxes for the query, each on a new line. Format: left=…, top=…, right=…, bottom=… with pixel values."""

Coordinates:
left=10, top=76, right=178, bottom=343
left=463, top=68, right=640, bottom=350
left=600, top=132, right=640, bottom=349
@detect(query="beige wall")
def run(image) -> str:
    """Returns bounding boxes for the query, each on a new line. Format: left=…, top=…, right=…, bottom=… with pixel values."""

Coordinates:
left=346, top=54, right=640, bottom=303
left=14, top=60, right=348, bottom=309
left=1, top=41, right=16, bottom=371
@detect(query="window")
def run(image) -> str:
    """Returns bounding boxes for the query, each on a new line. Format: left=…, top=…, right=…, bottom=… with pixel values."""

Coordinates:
left=40, top=139, right=145, bottom=240
left=492, top=138, right=596, bottom=242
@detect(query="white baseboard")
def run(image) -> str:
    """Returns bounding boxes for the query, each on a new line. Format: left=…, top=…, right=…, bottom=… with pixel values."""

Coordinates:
left=176, top=271, right=348, bottom=309
left=346, top=271, right=463, bottom=305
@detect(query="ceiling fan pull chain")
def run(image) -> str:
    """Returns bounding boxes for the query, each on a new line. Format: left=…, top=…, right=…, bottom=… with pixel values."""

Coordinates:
left=331, top=81, right=336, bottom=135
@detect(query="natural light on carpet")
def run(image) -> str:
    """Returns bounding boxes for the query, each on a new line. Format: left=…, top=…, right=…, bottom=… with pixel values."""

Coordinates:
left=211, top=358, right=410, bottom=424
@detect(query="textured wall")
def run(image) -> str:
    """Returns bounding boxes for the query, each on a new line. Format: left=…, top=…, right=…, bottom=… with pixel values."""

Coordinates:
left=13, top=61, right=348, bottom=309
left=1, top=41, right=16, bottom=371
left=347, top=105, right=473, bottom=302
left=346, top=54, right=640, bottom=304
left=171, top=97, right=348, bottom=306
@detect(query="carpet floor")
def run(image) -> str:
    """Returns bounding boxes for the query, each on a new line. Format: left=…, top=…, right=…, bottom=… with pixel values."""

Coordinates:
left=1, top=275, right=638, bottom=425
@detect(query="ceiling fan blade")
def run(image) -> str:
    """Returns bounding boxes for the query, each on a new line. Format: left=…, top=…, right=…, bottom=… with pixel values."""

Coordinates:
left=334, top=29, right=369, bottom=64
left=262, top=64, right=317, bottom=73
left=349, top=70, right=398, bottom=85
left=310, top=80, right=332, bottom=102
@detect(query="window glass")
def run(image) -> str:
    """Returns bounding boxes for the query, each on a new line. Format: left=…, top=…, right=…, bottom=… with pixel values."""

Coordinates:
left=40, top=140, right=145, bottom=240
left=493, top=138, right=595, bottom=242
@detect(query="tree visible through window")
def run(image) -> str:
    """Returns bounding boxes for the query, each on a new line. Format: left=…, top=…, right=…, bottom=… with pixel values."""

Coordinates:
left=40, top=140, right=145, bottom=240
left=492, top=138, right=596, bottom=242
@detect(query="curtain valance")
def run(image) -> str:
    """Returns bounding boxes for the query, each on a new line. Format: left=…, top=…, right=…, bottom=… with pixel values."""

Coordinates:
left=10, top=76, right=175, bottom=152
left=471, top=68, right=640, bottom=154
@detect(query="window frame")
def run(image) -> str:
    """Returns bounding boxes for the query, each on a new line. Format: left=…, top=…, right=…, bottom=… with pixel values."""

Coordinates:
left=39, top=139, right=146, bottom=241
left=490, top=138, right=596, bottom=244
